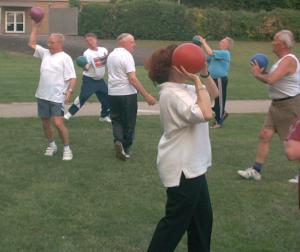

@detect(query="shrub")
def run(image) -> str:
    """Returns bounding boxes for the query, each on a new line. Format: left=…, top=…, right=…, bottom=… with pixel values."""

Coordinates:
left=78, top=1, right=300, bottom=41
left=79, top=0, right=197, bottom=40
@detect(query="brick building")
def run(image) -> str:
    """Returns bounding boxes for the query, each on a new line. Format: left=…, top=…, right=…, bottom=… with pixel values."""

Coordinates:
left=0, top=0, right=109, bottom=35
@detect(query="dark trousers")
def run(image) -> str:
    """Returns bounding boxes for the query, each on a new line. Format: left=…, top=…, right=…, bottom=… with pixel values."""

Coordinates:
left=148, top=174, right=213, bottom=252
left=68, top=75, right=110, bottom=117
left=213, top=77, right=228, bottom=125
left=108, top=94, right=137, bottom=152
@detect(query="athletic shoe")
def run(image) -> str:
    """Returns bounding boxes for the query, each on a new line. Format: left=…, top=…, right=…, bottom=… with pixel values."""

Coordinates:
left=62, top=148, right=73, bottom=161
left=115, top=141, right=126, bottom=161
left=64, top=112, right=72, bottom=120
left=125, top=152, right=130, bottom=159
left=237, top=167, right=262, bottom=180
left=99, top=116, right=111, bottom=123
left=288, top=174, right=299, bottom=184
left=44, top=146, right=57, bottom=156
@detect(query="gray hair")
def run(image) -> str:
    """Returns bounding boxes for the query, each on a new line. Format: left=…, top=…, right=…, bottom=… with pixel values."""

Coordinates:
left=117, top=33, right=133, bottom=42
left=224, top=37, right=234, bottom=50
left=50, top=33, right=65, bottom=44
left=275, top=30, right=295, bottom=48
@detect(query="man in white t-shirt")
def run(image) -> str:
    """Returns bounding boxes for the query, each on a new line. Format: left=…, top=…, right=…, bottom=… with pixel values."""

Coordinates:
left=64, top=33, right=111, bottom=122
left=28, top=21, right=76, bottom=161
left=107, top=33, right=156, bottom=160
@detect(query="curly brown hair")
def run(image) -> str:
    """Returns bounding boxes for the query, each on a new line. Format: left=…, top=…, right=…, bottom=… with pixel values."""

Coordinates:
left=145, top=44, right=177, bottom=85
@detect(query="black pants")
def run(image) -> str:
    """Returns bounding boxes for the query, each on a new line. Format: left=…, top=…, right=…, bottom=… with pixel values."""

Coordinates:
left=213, top=77, right=228, bottom=125
left=68, top=76, right=110, bottom=117
left=148, top=174, right=213, bottom=252
left=108, top=94, right=137, bottom=152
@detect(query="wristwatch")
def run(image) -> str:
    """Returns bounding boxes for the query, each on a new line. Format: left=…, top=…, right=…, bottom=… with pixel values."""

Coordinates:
left=200, top=72, right=210, bottom=78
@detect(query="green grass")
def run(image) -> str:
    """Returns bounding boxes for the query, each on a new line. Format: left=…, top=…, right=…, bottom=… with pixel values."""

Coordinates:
left=1, top=41, right=300, bottom=102
left=0, top=115, right=299, bottom=251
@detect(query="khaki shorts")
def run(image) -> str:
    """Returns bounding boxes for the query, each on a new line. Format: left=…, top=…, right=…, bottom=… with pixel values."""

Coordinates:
left=263, top=95, right=300, bottom=141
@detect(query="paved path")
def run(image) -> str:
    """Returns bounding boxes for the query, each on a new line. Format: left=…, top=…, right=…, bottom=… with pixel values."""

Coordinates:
left=0, top=100, right=271, bottom=118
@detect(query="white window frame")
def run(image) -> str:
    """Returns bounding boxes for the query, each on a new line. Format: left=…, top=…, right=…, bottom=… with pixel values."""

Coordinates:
left=5, top=11, right=25, bottom=33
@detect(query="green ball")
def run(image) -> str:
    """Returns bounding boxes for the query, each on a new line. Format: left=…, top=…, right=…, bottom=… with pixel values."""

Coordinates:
left=192, top=35, right=202, bottom=46
left=76, top=56, right=88, bottom=68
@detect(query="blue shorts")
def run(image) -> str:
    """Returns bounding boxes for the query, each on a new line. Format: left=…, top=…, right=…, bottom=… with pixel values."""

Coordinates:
left=37, top=98, right=64, bottom=118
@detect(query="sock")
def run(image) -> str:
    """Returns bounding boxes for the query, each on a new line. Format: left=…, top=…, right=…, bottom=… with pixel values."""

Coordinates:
left=64, top=145, right=70, bottom=151
left=49, top=141, right=56, bottom=148
left=253, top=162, right=263, bottom=173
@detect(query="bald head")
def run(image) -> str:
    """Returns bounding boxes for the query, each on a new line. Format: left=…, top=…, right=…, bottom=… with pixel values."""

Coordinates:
left=117, top=33, right=136, bottom=53
left=48, top=33, right=65, bottom=54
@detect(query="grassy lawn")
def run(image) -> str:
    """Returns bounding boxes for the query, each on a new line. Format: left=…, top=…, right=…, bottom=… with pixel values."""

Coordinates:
left=0, top=115, right=299, bottom=251
left=1, top=41, right=300, bottom=103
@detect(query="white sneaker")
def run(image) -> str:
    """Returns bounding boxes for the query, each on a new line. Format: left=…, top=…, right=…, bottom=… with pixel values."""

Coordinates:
left=44, top=146, right=57, bottom=156
left=115, top=141, right=126, bottom=161
left=99, top=116, right=111, bottom=123
left=237, top=167, right=262, bottom=180
left=62, top=148, right=73, bottom=161
left=288, top=174, right=299, bottom=184
left=64, top=112, right=72, bottom=120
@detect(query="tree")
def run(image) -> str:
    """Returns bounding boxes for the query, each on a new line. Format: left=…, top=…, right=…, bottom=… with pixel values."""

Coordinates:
left=69, top=0, right=80, bottom=8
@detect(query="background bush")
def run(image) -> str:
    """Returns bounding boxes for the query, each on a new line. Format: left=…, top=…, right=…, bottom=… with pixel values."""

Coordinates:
left=79, top=0, right=300, bottom=41
left=79, top=0, right=196, bottom=40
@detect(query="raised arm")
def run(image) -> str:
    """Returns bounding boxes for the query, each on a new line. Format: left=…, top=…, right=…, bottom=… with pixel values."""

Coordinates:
left=127, top=72, right=156, bottom=105
left=199, top=63, right=219, bottom=100
left=177, top=67, right=213, bottom=121
left=198, top=36, right=214, bottom=56
left=251, top=56, right=297, bottom=85
left=28, top=21, right=41, bottom=50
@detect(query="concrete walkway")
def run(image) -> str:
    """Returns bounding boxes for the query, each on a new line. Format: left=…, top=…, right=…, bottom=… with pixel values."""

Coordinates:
left=0, top=100, right=271, bottom=118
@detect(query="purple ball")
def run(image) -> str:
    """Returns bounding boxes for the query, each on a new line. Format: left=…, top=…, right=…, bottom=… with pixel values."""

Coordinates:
left=30, top=7, right=45, bottom=23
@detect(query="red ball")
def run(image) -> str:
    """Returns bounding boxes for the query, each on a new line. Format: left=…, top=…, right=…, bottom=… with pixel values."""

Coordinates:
left=172, top=43, right=206, bottom=74
left=30, top=7, right=45, bottom=23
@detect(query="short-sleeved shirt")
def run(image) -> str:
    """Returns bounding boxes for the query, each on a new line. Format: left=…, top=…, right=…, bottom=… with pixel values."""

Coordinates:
left=83, top=47, right=108, bottom=80
left=157, top=82, right=212, bottom=188
left=287, top=115, right=300, bottom=142
left=34, top=45, right=76, bottom=103
left=207, top=49, right=231, bottom=79
left=106, top=47, right=137, bottom=96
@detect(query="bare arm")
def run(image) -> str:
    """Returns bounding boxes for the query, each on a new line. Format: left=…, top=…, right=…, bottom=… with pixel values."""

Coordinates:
left=28, top=21, right=41, bottom=49
left=177, top=67, right=213, bottom=121
left=127, top=72, right=156, bottom=105
left=194, top=78, right=213, bottom=121
left=284, top=140, right=300, bottom=160
left=198, top=36, right=214, bottom=56
left=64, top=78, right=77, bottom=104
left=252, top=56, right=296, bottom=85
left=199, top=63, right=219, bottom=99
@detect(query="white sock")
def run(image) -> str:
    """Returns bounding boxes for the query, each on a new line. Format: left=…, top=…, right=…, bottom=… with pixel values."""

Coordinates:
left=49, top=141, right=57, bottom=148
left=64, top=145, right=71, bottom=151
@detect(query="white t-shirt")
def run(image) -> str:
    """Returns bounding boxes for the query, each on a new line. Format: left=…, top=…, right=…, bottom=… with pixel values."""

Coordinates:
left=157, top=82, right=212, bottom=188
left=34, top=45, right=76, bottom=103
left=83, top=47, right=108, bottom=80
left=107, top=47, right=137, bottom=96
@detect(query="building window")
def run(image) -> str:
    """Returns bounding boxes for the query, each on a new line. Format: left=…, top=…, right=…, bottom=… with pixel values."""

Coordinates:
left=5, top=11, right=25, bottom=33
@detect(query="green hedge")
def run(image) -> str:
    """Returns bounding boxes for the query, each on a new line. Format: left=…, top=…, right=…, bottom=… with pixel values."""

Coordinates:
left=79, top=1, right=300, bottom=41
left=79, top=0, right=196, bottom=40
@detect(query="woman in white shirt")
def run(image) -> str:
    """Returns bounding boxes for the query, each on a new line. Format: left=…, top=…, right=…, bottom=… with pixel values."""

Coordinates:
left=146, top=45, right=218, bottom=252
